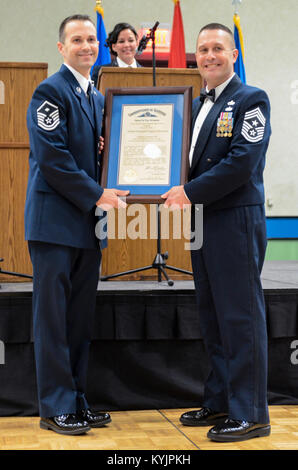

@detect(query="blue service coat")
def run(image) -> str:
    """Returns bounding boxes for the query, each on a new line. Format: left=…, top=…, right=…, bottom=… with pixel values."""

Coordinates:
left=184, top=74, right=271, bottom=210
left=24, top=64, right=105, bottom=417
left=25, top=64, right=104, bottom=249
left=184, top=74, right=272, bottom=423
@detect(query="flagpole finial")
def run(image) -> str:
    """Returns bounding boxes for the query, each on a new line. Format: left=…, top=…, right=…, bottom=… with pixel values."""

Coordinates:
left=95, top=0, right=104, bottom=17
left=232, top=0, right=242, bottom=14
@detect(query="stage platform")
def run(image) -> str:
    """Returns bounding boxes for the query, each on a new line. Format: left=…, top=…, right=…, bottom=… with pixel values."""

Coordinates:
left=0, top=260, right=297, bottom=416
left=1, top=259, right=297, bottom=293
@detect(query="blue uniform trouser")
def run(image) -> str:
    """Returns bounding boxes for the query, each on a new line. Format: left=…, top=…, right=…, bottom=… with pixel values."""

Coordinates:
left=28, top=241, right=101, bottom=418
left=191, top=205, right=269, bottom=424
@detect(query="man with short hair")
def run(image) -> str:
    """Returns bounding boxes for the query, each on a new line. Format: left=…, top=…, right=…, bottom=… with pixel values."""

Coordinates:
left=25, top=14, right=128, bottom=435
left=162, top=23, right=271, bottom=442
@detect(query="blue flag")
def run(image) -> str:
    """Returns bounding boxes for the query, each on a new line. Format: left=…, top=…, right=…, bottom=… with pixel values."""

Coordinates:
left=233, top=14, right=246, bottom=83
left=91, top=8, right=110, bottom=75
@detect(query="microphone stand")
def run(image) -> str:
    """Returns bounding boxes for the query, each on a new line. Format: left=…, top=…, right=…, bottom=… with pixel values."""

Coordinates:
left=136, top=21, right=159, bottom=87
left=0, top=257, right=33, bottom=289
left=150, top=22, right=158, bottom=87
left=101, top=22, right=193, bottom=285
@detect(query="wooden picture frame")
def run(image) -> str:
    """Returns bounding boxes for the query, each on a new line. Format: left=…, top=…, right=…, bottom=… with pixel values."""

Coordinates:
left=100, top=86, right=192, bottom=203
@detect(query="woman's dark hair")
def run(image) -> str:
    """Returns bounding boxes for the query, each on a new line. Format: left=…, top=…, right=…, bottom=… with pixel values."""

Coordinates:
left=105, top=23, right=138, bottom=55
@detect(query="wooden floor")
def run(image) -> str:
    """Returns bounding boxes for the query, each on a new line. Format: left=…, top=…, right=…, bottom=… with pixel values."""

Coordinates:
left=0, top=406, right=298, bottom=450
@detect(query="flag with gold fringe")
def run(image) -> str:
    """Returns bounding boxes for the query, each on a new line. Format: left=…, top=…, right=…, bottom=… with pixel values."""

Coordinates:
left=168, top=0, right=186, bottom=68
left=233, top=13, right=246, bottom=83
left=91, top=1, right=110, bottom=74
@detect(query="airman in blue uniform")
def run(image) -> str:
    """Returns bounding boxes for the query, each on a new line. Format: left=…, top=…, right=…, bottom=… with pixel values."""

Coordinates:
left=162, top=23, right=271, bottom=442
left=25, top=14, right=128, bottom=435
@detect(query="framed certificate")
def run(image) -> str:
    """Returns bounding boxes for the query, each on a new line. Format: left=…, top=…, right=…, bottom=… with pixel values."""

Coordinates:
left=100, top=86, right=192, bottom=203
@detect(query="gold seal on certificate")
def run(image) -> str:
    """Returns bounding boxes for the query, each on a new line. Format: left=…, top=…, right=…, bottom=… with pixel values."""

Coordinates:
left=117, top=104, right=174, bottom=186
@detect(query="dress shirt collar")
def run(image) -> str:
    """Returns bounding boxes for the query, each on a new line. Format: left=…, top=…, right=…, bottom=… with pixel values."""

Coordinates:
left=63, top=63, right=92, bottom=95
left=116, top=57, right=137, bottom=68
left=206, top=72, right=235, bottom=101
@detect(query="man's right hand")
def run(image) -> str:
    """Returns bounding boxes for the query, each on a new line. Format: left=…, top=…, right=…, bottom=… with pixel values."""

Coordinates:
left=96, top=189, right=129, bottom=210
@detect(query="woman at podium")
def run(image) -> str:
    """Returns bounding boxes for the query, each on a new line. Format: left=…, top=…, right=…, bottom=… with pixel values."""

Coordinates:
left=91, top=22, right=142, bottom=85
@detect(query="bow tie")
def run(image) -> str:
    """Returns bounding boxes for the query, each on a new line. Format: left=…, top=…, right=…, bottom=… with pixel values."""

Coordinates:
left=199, top=88, right=216, bottom=103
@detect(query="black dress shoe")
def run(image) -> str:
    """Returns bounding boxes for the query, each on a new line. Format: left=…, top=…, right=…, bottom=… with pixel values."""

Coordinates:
left=40, top=413, right=90, bottom=435
left=207, top=418, right=271, bottom=442
left=78, top=409, right=111, bottom=428
left=180, top=407, right=228, bottom=426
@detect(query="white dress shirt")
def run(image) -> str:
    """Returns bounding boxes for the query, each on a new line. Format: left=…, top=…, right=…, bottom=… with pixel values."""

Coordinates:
left=116, top=57, right=138, bottom=68
left=64, top=63, right=92, bottom=96
left=189, top=73, right=235, bottom=165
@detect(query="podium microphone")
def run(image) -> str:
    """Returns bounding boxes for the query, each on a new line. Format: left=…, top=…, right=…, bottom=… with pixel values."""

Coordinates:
left=136, top=35, right=148, bottom=55
left=136, top=21, right=160, bottom=56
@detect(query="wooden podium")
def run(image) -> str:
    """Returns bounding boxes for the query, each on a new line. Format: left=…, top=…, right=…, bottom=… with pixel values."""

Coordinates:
left=0, top=62, right=48, bottom=282
left=97, top=67, right=202, bottom=281
left=97, top=66, right=201, bottom=98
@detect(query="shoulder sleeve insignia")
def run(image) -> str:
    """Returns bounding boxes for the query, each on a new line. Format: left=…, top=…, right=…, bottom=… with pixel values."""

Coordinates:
left=37, top=100, right=60, bottom=131
left=241, top=107, right=266, bottom=143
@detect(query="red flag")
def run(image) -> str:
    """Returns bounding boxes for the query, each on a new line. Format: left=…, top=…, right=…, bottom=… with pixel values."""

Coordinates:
left=168, top=0, right=186, bottom=68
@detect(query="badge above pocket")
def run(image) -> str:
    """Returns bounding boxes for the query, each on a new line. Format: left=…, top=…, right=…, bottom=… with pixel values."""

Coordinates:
left=216, top=112, right=233, bottom=137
